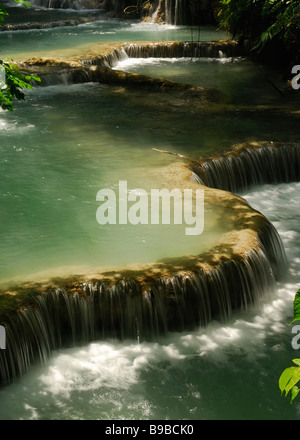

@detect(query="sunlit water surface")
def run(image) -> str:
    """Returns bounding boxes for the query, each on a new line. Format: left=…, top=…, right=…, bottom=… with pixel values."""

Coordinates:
left=0, top=4, right=300, bottom=421
left=1, top=74, right=298, bottom=285
left=114, top=56, right=286, bottom=106
left=0, top=4, right=229, bottom=59
left=0, top=183, right=299, bottom=420
left=0, top=82, right=236, bottom=286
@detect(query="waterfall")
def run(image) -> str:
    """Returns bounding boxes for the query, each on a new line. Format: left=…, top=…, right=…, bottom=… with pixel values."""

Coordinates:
left=165, top=0, right=171, bottom=24
left=79, top=41, right=244, bottom=69
left=25, top=41, right=244, bottom=87
left=0, top=234, right=285, bottom=385
left=122, top=41, right=243, bottom=59
left=83, top=46, right=130, bottom=69
left=150, top=0, right=163, bottom=23
left=0, top=141, right=292, bottom=385
left=191, top=143, right=300, bottom=193
left=148, top=0, right=215, bottom=25
left=20, top=41, right=242, bottom=90
left=174, top=0, right=179, bottom=25
left=28, top=0, right=216, bottom=22
left=148, top=0, right=181, bottom=25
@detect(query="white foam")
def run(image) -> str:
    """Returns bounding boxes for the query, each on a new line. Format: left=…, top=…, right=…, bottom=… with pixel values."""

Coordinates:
left=0, top=119, right=35, bottom=132
left=113, top=56, right=242, bottom=71
left=127, top=22, right=179, bottom=32
left=0, top=182, right=299, bottom=419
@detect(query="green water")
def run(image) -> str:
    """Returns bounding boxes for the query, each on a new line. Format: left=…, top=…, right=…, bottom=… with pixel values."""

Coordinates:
left=115, top=56, right=287, bottom=105
left=1, top=4, right=300, bottom=421
left=1, top=76, right=298, bottom=286
left=0, top=4, right=229, bottom=59
left=1, top=179, right=300, bottom=421
left=0, top=82, right=231, bottom=286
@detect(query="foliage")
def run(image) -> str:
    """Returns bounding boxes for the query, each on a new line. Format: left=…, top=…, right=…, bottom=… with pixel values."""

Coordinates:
left=0, top=60, right=40, bottom=111
left=279, top=359, right=300, bottom=404
left=279, top=288, right=300, bottom=403
left=290, top=288, right=300, bottom=324
left=217, top=0, right=300, bottom=59
left=0, top=0, right=31, bottom=24
left=0, top=0, right=40, bottom=111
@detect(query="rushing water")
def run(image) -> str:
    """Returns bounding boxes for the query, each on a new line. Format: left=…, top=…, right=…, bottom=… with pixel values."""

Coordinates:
left=0, top=3, right=300, bottom=421
left=0, top=3, right=228, bottom=59
left=0, top=182, right=299, bottom=420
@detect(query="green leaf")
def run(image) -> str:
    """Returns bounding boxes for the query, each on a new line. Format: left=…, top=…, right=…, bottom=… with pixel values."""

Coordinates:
left=290, top=386, right=300, bottom=404
left=290, top=289, right=300, bottom=324
left=13, top=0, right=32, bottom=6
left=285, top=369, right=300, bottom=395
left=279, top=367, right=295, bottom=394
left=293, top=359, right=300, bottom=366
left=279, top=366, right=300, bottom=396
left=31, top=75, right=41, bottom=82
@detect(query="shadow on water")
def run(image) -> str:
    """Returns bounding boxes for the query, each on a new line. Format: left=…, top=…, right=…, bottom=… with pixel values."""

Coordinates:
left=0, top=3, right=300, bottom=420
left=15, top=81, right=300, bottom=162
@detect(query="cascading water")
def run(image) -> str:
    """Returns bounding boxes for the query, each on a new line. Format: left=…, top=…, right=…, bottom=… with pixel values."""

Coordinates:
left=79, top=41, right=244, bottom=70
left=0, top=180, right=299, bottom=420
left=192, top=143, right=300, bottom=193
left=0, top=136, right=293, bottom=386
left=7, top=0, right=219, bottom=24
left=0, top=13, right=229, bottom=60
left=0, top=230, right=286, bottom=385
left=0, top=1, right=300, bottom=421
left=165, top=0, right=170, bottom=23
left=150, top=0, right=181, bottom=25
left=148, top=0, right=214, bottom=25
left=174, top=0, right=179, bottom=25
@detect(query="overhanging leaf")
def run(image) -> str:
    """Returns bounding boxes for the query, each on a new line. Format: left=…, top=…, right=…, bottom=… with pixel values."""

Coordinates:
left=279, top=366, right=300, bottom=396
left=290, top=289, right=300, bottom=324
left=290, top=386, right=300, bottom=404
left=279, top=367, right=296, bottom=394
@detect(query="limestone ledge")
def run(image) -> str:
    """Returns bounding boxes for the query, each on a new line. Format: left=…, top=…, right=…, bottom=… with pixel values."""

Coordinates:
left=19, top=56, right=228, bottom=105
left=0, top=156, right=278, bottom=323
left=0, top=40, right=291, bottom=325
left=16, top=40, right=247, bottom=106
left=15, top=40, right=241, bottom=63
left=17, top=41, right=297, bottom=111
